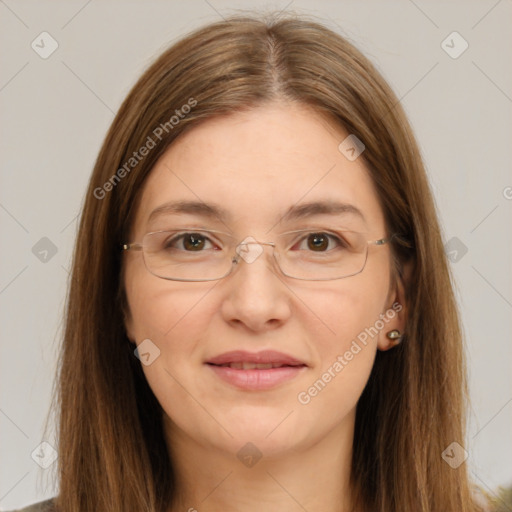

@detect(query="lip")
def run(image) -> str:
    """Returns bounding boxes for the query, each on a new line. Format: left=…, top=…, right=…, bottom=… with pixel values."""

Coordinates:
left=205, top=350, right=308, bottom=391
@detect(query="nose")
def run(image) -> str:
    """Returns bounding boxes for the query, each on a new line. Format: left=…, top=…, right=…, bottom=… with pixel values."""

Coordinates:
left=219, top=239, right=292, bottom=332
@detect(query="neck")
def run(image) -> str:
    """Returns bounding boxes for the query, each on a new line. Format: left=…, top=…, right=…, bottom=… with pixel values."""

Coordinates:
left=165, top=408, right=358, bottom=512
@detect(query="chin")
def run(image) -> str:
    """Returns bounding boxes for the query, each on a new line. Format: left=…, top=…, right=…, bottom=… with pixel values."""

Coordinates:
left=212, top=408, right=308, bottom=455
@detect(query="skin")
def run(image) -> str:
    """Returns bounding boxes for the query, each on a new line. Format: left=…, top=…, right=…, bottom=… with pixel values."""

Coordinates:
left=123, top=101, right=408, bottom=512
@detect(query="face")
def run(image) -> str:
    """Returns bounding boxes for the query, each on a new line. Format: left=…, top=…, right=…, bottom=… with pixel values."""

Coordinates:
left=123, top=102, right=406, bottom=461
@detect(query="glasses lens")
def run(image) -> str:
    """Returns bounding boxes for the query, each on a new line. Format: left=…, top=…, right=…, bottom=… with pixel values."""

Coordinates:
left=142, top=230, right=233, bottom=281
left=274, top=229, right=369, bottom=280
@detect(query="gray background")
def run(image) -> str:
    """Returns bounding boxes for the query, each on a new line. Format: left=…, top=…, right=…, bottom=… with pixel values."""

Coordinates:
left=1, top=0, right=511, bottom=509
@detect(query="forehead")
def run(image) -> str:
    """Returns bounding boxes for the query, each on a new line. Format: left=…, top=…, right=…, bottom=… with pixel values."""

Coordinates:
left=131, top=102, right=386, bottom=236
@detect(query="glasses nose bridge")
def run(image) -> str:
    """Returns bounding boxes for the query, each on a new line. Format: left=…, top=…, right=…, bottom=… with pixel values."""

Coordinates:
left=241, top=240, right=275, bottom=248
left=231, top=238, right=279, bottom=268
left=234, top=239, right=276, bottom=254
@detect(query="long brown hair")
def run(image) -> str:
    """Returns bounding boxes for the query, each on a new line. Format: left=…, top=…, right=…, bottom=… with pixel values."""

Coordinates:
left=48, top=14, right=483, bottom=512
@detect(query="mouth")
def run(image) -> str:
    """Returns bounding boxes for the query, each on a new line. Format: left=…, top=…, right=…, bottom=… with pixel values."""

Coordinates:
left=205, top=350, right=308, bottom=390
left=206, top=349, right=307, bottom=367
left=207, top=361, right=305, bottom=370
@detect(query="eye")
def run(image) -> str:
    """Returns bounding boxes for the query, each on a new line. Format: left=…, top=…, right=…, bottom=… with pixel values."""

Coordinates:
left=164, top=232, right=217, bottom=252
left=293, top=232, right=347, bottom=252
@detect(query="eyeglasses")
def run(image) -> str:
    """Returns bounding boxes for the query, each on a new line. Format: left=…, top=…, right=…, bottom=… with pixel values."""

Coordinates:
left=122, top=227, right=395, bottom=282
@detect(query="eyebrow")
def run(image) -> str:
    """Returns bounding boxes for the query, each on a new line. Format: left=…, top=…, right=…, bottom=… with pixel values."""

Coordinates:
left=281, top=200, right=366, bottom=224
left=147, top=199, right=366, bottom=225
left=148, top=200, right=231, bottom=225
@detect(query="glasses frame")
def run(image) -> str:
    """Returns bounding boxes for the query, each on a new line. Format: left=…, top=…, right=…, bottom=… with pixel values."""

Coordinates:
left=122, top=228, right=396, bottom=282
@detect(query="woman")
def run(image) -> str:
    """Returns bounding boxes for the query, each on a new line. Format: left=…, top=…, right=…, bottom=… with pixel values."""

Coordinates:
left=11, top=14, right=490, bottom=512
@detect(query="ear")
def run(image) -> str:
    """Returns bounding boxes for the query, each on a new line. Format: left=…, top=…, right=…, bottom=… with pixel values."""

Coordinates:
left=377, top=259, right=412, bottom=351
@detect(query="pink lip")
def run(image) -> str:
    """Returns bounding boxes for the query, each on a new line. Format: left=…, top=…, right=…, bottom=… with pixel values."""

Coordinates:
left=205, top=350, right=308, bottom=391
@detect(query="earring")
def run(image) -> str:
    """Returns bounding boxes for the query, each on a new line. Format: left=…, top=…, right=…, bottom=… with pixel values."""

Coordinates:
left=386, top=329, right=402, bottom=346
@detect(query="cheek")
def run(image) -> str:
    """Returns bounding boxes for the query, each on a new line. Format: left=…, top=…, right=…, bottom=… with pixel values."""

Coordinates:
left=125, top=274, right=219, bottom=418
left=125, top=263, right=216, bottom=341
left=304, top=266, right=390, bottom=356
left=293, top=278, right=385, bottom=428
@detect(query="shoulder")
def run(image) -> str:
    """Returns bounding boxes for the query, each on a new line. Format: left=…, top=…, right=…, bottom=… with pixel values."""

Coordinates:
left=5, top=498, right=56, bottom=512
